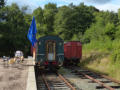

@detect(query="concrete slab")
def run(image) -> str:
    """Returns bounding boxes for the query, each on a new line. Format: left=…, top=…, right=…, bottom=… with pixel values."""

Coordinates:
left=26, top=59, right=37, bottom=90
left=0, top=59, right=29, bottom=90
left=26, top=58, right=35, bottom=66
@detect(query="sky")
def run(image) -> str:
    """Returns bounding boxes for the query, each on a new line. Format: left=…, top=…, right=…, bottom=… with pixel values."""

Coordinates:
left=6, top=0, right=120, bottom=13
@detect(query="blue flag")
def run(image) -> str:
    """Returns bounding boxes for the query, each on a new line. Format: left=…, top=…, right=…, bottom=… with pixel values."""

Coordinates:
left=27, top=16, right=37, bottom=46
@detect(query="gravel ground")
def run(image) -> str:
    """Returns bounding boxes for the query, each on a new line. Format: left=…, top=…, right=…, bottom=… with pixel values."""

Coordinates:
left=62, top=67, right=120, bottom=90
left=0, top=59, right=29, bottom=90
left=63, top=68, right=108, bottom=90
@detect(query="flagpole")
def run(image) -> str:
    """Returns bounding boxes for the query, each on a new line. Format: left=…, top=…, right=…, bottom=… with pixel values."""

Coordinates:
left=33, top=46, right=36, bottom=60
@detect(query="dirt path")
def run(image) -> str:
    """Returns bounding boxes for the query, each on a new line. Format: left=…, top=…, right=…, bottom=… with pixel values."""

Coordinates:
left=0, top=59, right=29, bottom=90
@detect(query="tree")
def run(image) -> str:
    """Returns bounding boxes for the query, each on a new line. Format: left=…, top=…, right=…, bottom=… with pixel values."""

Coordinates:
left=105, top=23, right=116, bottom=40
left=84, top=16, right=105, bottom=42
left=0, top=3, right=30, bottom=56
left=54, top=6, right=73, bottom=40
left=54, top=3, right=94, bottom=40
left=83, top=10, right=118, bottom=43
left=43, top=3, right=57, bottom=35
left=95, top=11, right=118, bottom=25
left=0, top=0, right=5, bottom=8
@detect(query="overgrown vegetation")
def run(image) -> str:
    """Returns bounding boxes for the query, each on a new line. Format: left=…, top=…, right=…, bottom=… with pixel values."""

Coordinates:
left=82, top=40, right=120, bottom=80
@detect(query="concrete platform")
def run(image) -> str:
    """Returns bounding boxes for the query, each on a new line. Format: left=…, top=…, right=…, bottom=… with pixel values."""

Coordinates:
left=26, top=59, right=37, bottom=90
left=0, top=58, right=29, bottom=90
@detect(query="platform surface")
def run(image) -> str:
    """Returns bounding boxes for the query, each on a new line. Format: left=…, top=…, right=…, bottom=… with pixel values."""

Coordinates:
left=0, top=58, right=37, bottom=90
left=0, top=58, right=29, bottom=90
left=26, top=59, right=37, bottom=90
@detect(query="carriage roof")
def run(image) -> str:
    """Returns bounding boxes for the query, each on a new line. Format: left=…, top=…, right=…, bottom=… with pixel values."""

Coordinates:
left=38, top=36, right=63, bottom=41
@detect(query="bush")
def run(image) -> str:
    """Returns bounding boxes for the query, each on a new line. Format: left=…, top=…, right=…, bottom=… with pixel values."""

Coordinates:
left=111, top=40, right=120, bottom=64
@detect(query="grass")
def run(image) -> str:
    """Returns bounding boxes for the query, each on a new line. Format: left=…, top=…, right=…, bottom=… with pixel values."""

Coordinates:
left=80, top=40, right=120, bottom=81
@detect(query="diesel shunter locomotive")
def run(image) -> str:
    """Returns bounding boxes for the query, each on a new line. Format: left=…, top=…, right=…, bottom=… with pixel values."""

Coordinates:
left=35, top=36, right=64, bottom=70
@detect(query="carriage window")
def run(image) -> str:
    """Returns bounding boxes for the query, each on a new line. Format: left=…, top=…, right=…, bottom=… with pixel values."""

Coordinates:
left=59, top=42, right=62, bottom=46
left=39, top=42, right=41, bottom=45
left=46, top=41, right=56, bottom=61
left=48, top=42, right=55, bottom=53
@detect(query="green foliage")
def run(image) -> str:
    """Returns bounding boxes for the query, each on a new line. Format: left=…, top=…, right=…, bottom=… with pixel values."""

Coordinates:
left=83, top=10, right=118, bottom=43
left=104, top=23, right=116, bottom=40
left=54, top=3, right=94, bottom=41
left=115, top=25, right=120, bottom=39
left=110, top=40, right=120, bottom=63
left=43, top=3, right=57, bottom=35
left=84, top=16, right=105, bottom=42
left=83, top=40, right=112, bottom=54
left=54, top=6, right=73, bottom=40
left=0, top=3, right=30, bottom=56
left=0, top=0, right=5, bottom=8
left=118, top=9, right=120, bottom=23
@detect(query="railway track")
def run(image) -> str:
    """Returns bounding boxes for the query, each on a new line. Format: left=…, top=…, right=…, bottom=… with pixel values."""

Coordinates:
left=69, top=67, right=120, bottom=90
left=35, top=66, right=120, bottom=90
left=36, top=69, right=76, bottom=90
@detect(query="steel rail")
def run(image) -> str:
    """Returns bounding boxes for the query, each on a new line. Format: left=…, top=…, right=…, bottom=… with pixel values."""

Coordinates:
left=58, top=74, right=76, bottom=90
left=101, top=75, right=120, bottom=84
left=79, top=72, right=115, bottom=90
left=83, top=68, right=120, bottom=85
left=42, top=74, right=50, bottom=90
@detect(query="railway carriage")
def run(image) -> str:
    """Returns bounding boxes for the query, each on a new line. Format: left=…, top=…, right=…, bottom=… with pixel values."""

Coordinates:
left=35, top=36, right=64, bottom=70
left=64, top=41, right=82, bottom=66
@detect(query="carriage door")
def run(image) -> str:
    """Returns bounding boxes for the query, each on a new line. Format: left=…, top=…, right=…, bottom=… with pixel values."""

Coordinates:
left=46, top=41, right=56, bottom=61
